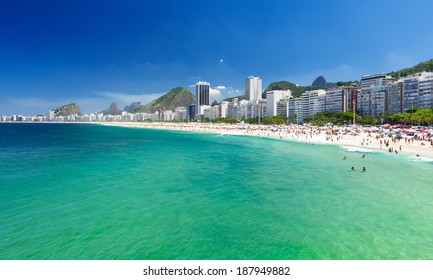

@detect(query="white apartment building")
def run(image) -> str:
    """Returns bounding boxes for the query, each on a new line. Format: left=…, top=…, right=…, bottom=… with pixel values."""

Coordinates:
left=288, top=98, right=302, bottom=123
left=227, top=98, right=239, bottom=119
left=174, top=107, right=187, bottom=120
left=402, top=72, right=433, bottom=111
left=266, top=90, right=291, bottom=117
left=211, top=105, right=220, bottom=119
left=301, top=89, right=326, bottom=119
left=325, top=88, right=343, bottom=113
left=419, top=72, right=433, bottom=109
left=244, top=76, right=262, bottom=101
left=219, top=101, right=229, bottom=119
left=276, top=97, right=291, bottom=118
left=360, top=73, right=392, bottom=88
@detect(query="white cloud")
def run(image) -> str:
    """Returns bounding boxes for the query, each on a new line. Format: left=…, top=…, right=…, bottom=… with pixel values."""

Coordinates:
left=207, top=86, right=242, bottom=102
left=209, top=88, right=222, bottom=99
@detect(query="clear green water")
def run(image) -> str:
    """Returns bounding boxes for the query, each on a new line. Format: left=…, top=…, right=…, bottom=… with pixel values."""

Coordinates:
left=1, top=123, right=433, bottom=260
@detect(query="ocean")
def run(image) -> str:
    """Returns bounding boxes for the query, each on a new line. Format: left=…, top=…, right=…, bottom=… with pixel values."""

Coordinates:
left=1, top=123, right=433, bottom=260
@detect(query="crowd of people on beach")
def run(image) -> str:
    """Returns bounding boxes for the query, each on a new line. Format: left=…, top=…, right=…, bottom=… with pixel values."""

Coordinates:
left=105, top=121, right=433, bottom=160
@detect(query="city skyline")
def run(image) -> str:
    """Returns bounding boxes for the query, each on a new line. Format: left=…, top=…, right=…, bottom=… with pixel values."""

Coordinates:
left=1, top=0, right=433, bottom=115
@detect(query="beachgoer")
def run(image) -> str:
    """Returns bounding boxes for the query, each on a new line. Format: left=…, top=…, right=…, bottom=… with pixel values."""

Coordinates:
left=343, top=156, right=347, bottom=160
left=351, top=166, right=355, bottom=170
left=362, top=154, right=365, bottom=158
left=362, top=166, right=366, bottom=172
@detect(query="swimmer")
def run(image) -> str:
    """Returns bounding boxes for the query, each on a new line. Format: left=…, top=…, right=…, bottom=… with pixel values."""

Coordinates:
left=351, top=166, right=355, bottom=170
left=362, top=154, right=365, bottom=158
left=343, top=156, right=347, bottom=160
left=362, top=166, right=366, bottom=172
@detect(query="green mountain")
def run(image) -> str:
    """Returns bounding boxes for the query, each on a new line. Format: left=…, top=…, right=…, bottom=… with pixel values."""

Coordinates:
left=388, top=58, right=433, bottom=78
left=53, top=103, right=82, bottom=116
left=222, top=95, right=244, bottom=102
left=133, top=87, right=195, bottom=113
left=262, top=81, right=327, bottom=98
left=99, top=102, right=122, bottom=115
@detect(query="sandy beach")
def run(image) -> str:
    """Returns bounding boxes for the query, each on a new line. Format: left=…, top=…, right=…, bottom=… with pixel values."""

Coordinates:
left=98, top=121, right=433, bottom=161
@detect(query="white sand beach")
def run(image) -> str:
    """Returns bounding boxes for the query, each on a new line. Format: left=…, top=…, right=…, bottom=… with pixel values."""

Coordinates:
left=99, top=122, right=433, bottom=160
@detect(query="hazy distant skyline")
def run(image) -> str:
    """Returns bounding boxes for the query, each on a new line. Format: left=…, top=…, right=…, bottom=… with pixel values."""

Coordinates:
left=1, top=0, right=433, bottom=115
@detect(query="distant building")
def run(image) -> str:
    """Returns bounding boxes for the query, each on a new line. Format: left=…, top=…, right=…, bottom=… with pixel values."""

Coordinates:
left=358, top=73, right=393, bottom=117
left=174, top=107, right=187, bottom=120
left=195, top=81, right=210, bottom=116
left=301, top=89, right=325, bottom=120
left=244, top=76, right=262, bottom=101
left=419, top=72, right=433, bottom=109
left=402, top=72, right=433, bottom=111
left=48, top=110, right=55, bottom=121
left=387, top=80, right=403, bottom=114
left=277, top=97, right=291, bottom=118
left=325, top=87, right=360, bottom=113
left=186, top=104, right=196, bottom=121
left=266, top=90, right=291, bottom=117
left=227, top=98, right=239, bottom=119
left=219, top=101, right=229, bottom=119
left=288, top=98, right=302, bottom=123
left=360, top=73, right=392, bottom=88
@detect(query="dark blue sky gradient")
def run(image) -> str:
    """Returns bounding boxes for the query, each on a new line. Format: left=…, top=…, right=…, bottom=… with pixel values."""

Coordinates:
left=1, top=0, right=433, bottom=114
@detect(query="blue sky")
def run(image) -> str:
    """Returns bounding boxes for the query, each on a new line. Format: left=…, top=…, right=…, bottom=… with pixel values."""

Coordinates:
left=1, top=0, right=433, bottom=115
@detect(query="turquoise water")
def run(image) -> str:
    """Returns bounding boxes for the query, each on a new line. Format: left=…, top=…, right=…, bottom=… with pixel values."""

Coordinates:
left=1, top=123, right=433, bottom=260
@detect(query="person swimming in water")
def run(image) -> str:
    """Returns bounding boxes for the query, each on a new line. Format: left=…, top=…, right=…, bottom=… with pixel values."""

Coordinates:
left=362, top=166, right=366, bottom=172
left=343, top=156, right=347, bottom=160
left=362, top=154, right=365, bottom=158
left=351, top=166, right=355, bottom=170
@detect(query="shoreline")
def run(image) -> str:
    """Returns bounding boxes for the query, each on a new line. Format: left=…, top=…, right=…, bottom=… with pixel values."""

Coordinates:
left=5, top=120, right=433, bottom=161
left=96, top=121, right=433, bottom=161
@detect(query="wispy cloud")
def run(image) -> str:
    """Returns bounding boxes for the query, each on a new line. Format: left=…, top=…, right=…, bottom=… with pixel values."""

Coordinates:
left=208, top=86, right=242, bottom=102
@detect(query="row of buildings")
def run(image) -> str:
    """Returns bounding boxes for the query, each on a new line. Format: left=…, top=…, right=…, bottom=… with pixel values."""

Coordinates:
left=190, top=72, right=433, bottom=123
left=2, top=72, right=433, bottom=123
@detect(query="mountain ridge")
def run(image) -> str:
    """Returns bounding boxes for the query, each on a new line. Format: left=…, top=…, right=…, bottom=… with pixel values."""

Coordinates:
left=133, top=87, right=195, bottom=113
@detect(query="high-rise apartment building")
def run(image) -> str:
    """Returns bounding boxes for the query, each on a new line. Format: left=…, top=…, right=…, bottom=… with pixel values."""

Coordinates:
left=301, top=89, right=326, bottom=119
left=419, top=72, right=433, bottom=109
left=387, top=80, right=403, bottom=114
left=195, top=81, right=210, bottom=115
left=266, top=90, right=291, bottom=117
left=244, top=76, right=262, bottom=101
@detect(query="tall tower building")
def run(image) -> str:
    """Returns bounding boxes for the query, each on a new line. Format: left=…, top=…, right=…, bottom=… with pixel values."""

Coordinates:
left=245, top=76, right=262, bottom=101
left=195, top=81, right=210, bottom=115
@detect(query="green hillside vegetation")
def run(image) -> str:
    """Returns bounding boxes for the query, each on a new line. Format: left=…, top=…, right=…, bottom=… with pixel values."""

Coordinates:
left=133, top=87, right=195, bottom=113
left=388, top=59, right=433, bottom=78
left=222, top=95, right=244, bottom=102
left=262, top=81, right=327, bottom=98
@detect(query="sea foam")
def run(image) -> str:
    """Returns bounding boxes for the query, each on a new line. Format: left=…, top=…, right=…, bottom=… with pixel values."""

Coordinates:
left=340, top=146, right=376, bottom=153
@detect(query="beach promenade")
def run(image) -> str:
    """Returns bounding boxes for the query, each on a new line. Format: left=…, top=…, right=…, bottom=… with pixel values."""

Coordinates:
left=99, top=122, right=433, bottom=160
